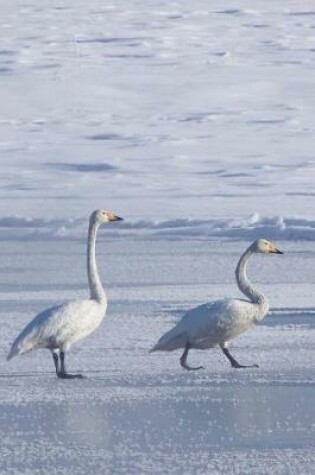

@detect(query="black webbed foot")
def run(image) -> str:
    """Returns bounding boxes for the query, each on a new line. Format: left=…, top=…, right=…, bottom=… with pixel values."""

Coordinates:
left=221, top=346, right=259, bottom=369
left=56, top=351, right=85, bottom=379
left=180, top=361, right=204, bottom=371
left=180, top=343, right=204, bottom=371
left=231, top=362, right=259, bottom=369
left=57, top=372, right=85, bottom=379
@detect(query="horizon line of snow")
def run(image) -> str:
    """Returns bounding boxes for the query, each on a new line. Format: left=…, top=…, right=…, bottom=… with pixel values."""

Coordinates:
left=0, top=213, right=314, bottom=242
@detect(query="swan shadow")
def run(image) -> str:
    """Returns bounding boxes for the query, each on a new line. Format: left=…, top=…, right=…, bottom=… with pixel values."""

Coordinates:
left=0, top=371, right=87, bottom=380
left=0, top=371, right=50, bottom=378
left=77, top=369, right=315, bottom=389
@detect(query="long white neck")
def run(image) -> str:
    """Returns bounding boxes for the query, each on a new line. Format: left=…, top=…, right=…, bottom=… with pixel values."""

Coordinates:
left=87, top=219, right=106, bottom=303
left=235, top=247, right=269, bottom=319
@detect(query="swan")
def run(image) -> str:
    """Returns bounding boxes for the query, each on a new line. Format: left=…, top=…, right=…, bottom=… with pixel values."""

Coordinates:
left=150, top=239, right=283, bottom=370
left=7, top=209, right=123, bottom=379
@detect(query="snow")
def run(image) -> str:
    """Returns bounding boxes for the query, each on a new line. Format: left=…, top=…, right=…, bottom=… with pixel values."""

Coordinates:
left=0, top=214, right=315, bottom=242
left=0, top=1, right=315, bottom=474
left=1, top=0, right=315, bottom=222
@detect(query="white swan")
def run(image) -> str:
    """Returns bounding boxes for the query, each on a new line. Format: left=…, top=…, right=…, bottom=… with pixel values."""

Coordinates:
left=150, top=239, right=283, bottom=370
left=7, top=209, right=123, bottom=378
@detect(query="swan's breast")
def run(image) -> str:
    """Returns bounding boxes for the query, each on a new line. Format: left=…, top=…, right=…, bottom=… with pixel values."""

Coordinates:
left=216, top=299, right=257, bottom=341
left=34, top=299, right=107, bottom=348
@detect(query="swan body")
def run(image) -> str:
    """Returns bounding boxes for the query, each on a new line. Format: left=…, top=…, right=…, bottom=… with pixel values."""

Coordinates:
left=151, top=239, right=283, bottom=370
left=7, top=299, right=106, bottom=360
left=153, top=299, right=267, bottom=352
left=7, top=209, right=123, bottom=378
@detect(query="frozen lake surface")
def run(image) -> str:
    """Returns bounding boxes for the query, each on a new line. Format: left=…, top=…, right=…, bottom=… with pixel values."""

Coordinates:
left=1, top=239, right=314, bottom=474
left=0, top=0, right=315, bottom=473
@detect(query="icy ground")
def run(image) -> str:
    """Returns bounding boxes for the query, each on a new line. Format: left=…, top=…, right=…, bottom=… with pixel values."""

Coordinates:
left=0, top=239, right=314, bottom=474
left=0, top=0, right=315, bottom=473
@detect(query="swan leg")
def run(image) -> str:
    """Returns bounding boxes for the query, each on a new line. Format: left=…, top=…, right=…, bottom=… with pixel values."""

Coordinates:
left=58, top=351, right=84, bottom=379
left=51, top=350, right=59, bottom=375
left=221, top=346, right=258, bottom=369
left=180, top=343, right=204, bottom=371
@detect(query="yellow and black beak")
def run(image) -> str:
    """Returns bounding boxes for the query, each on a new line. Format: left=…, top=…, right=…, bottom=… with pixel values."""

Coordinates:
left=109, top=214, right=123, bottom=221
left=110, top=214, right=123, bottom=222
left=272, top=247, right=283, bottom=254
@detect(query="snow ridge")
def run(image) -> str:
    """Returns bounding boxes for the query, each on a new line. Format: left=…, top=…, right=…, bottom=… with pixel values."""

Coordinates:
left=0, top=214, right=314, bottom=241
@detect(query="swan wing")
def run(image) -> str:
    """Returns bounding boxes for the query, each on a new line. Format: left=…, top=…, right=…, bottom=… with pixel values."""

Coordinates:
left=150, top=322, right=188, bottom=352
left=183, top=299, right=258, bottom=347
left=151, top=299, right=257, bottom=352
left=150, top=301, right=225, bottom=352
left=7, top=299, right=105, bottom=359
left=180, top=301, right=229, bottom=346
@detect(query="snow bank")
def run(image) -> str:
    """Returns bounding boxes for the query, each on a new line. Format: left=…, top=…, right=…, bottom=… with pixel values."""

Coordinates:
left=0, top=213, right=314, bottom=242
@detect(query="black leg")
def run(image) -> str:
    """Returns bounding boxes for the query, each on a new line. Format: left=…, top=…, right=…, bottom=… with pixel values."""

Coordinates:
left=52, top=351, right=59, bottom=375
left=221, top=346, right=258, bottom=369
left=180, top=343, right=204, bottom=371
left=57, top=351, right=84, bottom=379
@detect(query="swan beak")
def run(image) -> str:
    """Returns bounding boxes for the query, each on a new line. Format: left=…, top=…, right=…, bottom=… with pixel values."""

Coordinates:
left=110, top=214, right=123, bottom=222
left=273, top=247, right=283, bottom=254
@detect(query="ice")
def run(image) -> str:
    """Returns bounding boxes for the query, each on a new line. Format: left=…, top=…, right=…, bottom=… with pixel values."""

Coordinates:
left=0, top=1, right=315, bottom=473
left=1, top=239, right=315, bottom=473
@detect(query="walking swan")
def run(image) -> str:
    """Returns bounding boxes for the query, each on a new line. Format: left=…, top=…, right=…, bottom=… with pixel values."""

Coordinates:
left=7, top=209, right=123, bottom=378
left=150, top=239, right=283, bottom=370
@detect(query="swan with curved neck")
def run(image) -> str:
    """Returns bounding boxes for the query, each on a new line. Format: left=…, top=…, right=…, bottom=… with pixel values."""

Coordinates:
left=151, top=239, right=283, bottom=370
left=7, top=209, right=123, bottom=378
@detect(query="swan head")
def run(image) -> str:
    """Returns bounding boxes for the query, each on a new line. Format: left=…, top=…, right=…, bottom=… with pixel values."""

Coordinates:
left=251, top=239, right=283, bottom=255
left=90, top=209, right=123, bottom=225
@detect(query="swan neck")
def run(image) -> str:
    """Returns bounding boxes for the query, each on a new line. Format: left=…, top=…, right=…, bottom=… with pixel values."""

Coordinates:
left=235, top=248, right=267, bottom=310
left=87, top=220, right=105, bottom=303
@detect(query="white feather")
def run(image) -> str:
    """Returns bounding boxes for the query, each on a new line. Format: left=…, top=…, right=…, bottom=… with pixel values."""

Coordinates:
left=7, top=299, right=106, bottom=360
left=151, top=299, right=264, bottom=352
left=151, top=239, right=282, bottom=359
left=7, top=209, right=121, bottom=372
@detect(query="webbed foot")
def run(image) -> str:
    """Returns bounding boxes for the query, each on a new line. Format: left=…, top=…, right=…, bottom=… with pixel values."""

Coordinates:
left=231, top=362, right=259, bottom=369
left=180, top=343, right=204, bottom=371
left=221, top=346, right=259, bottom=369
left=180, top=361, right=204, bottom=371
left=57, top=372, right=85, bottom=379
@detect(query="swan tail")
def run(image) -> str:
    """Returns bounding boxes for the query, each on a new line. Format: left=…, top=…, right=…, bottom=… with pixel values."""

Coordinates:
left=7, top=343, right=21, bottom=361
left=7, top=337, right=34, bottom=361
left=150, top=328, right=187, bottom=353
